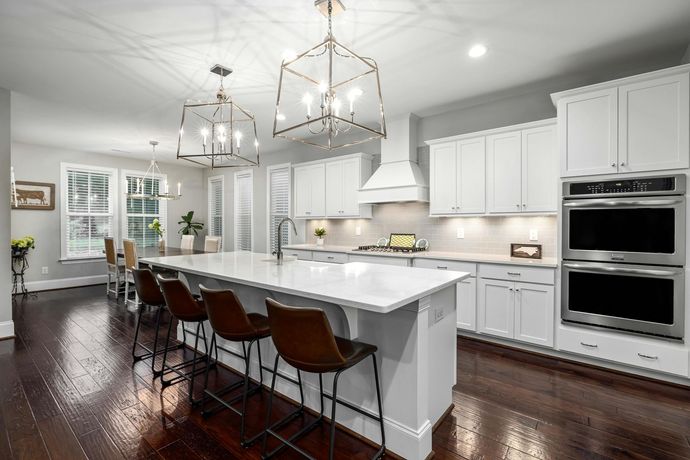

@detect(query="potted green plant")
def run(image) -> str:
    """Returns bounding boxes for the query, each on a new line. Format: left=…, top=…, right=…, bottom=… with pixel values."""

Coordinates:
left=178, top=211, right=204, bottom=236
left=11, top=236, right=35, bottom=256
left=314, top=226, right=326, bottom=246
left=148, top=219, right=165, bottom=252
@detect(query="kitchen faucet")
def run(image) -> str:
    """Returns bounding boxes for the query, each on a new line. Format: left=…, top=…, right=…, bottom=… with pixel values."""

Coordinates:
left=275, top=217, right=298, bottom=265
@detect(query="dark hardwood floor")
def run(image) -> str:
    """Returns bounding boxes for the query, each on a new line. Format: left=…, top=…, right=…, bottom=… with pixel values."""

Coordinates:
left=3, top=285, right=690, bottom=460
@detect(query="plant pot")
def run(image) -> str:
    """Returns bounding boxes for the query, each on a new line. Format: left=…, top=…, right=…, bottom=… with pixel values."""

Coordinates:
left=158, top=237, right=166, bottom=253
left=316, top=237, right=324, bottom=246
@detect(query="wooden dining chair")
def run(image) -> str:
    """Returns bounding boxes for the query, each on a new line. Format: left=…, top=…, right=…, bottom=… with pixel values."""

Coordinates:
left=181, top=235, right=195, bottom=250
left=204, top=236, right=222, bottom=253
left=123, top=239, right=139, bottom=306
left=104, top=237, right=124, bottom=298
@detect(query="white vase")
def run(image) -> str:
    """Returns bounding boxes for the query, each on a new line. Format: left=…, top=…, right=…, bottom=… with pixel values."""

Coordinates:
left=316, top=237, right=324, bottom=246
left=158, top=237, right=166, bottom=253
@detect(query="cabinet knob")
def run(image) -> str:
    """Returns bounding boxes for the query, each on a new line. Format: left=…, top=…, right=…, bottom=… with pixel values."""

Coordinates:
left=522, top=204, right=526, bottom=208
left=611, top=162, right=616, bottom=167
left=516, top=204, right=520, bottom=208
left=509, top=287, right=514, bottom=291
left=620, top=162, right=626, bottom=166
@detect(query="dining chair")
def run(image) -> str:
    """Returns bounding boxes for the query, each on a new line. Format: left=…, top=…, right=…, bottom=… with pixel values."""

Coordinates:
left=204, top=236, right=222, bottom=253
left=181, top=234, right=195, bottom=250
left=123, top=239, right=139, bottom=307
left=104, top=237, right=124, bottom=298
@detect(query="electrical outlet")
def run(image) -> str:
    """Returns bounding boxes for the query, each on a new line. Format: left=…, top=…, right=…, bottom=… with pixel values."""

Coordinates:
left=456, top=227, right=465, bottom=239
left=41, top=266, right=49, bottom=275
left=433, top=308, right=445, bottom=324
left=529, top=229, right=538, bottom=241
left=355, top=225, right=361, bottom=236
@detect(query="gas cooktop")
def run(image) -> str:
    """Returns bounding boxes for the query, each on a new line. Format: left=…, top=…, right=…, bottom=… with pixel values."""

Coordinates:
left=353, top=245, right=427, bottom=253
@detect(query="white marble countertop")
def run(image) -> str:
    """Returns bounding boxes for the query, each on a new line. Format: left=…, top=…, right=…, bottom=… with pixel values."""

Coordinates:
left=283, top=244, right=558, bottom=268
left=140, top=252, right=468, bottom=313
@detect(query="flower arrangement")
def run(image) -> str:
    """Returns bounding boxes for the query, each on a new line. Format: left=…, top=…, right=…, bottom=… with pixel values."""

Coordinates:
left=314, top=227, right=326, bottom=238
left=148, top=219, right=164, bottom=238
left=11, top=236, right=35, bottom=255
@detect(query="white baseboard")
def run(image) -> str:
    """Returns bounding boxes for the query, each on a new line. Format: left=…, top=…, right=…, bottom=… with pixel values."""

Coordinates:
left=0, top=320, right=14, bottom=339
left=24, top=274, right=108, bottom=292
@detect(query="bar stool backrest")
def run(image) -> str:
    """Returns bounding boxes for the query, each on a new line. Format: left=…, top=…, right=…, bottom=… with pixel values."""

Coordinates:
left=157, top=276, right=204, bottom=321
left=104, top=237, right=117, bottom=267
left=200, top=286, right=254, bottom=339
left=181, top=235, right=195, bottom=250
left=132, top=268, right=165, bottom=306
left=123, top=239, right=138, bottom=271
left=204, top=236, right=222, bottom=253
left=265, top=298, right=346, bottom=372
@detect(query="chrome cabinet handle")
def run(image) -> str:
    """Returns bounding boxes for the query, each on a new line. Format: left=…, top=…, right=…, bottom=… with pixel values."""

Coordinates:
left=637, top=353, right=658, bottom=360
left=327, top=256, right=334, bottom=259
left=562, top=262, right=679, bottom=277
left=563, top=198, right=683, bottom=208
left=305, top=211, right=311, bottom=214
left=507, top=272, right=521, bottom=276
left=580, top=342, right=598, bottom=348
left=436, top=266, right=448, bottom=270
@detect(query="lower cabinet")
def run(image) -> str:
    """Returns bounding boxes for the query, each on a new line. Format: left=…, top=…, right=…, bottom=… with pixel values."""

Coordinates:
left=284, top=249, right=313, bottom=260
left=478, top=276, right=554, bottom=347
left=456, top=277, right=477, bottom=331
left=348, top=254, right=412, bottom=266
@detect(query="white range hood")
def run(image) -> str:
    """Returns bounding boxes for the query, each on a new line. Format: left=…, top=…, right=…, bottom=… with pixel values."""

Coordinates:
left=358, top=114, right=429, bottom=203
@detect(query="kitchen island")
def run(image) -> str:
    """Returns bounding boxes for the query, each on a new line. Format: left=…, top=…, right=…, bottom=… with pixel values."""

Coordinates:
left=140, top=251, right=469, bottom=459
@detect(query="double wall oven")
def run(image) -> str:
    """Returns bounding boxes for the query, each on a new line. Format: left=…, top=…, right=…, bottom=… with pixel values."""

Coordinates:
left=561, top=175, right=686, bottom=340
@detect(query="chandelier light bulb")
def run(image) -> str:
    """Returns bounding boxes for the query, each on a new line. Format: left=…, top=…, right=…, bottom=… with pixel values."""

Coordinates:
left=468, top=43, right=488, bottom=58
left=254, top=139, right=259, bottom=147
left=200, top=127, right=209, bottom=146
left=276, top=112, right=286, bottom=121
left=235, top=131, right=243, bottom=149
left=332, top=98, right=342, bottom=117
left=302, top=93, right=313, bottom=117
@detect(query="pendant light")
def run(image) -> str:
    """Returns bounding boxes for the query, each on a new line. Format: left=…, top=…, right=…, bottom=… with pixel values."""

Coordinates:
left=126, top=141, right=181, bottom=200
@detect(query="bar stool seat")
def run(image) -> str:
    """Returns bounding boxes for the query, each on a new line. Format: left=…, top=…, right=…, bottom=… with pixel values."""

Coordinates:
left=262, top=298, right=386, bottom=460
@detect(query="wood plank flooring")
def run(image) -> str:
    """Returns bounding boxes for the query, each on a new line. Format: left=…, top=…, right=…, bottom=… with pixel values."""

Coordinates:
left=3, top=285, right=690, bottom=459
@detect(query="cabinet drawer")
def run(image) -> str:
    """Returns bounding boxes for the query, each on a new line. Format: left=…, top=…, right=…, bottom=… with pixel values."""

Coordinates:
left=558, top=327, right=688, bottom=377
left=414, top=258, right=476, bottom=276
left=348, top=254, right=411, bottom=267
left=479, top=264, right=554, bottom=285
left=313, top=251, right=348, bottom=264
left=284, top=249, right=312, bottom=261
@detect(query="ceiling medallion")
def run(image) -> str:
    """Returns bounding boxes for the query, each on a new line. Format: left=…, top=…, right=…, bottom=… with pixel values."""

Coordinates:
left=177, top=65, right=260, bottom=169
left=273, top=0, right=387, bottom=150
left=127, top=141, right=181, bottom=201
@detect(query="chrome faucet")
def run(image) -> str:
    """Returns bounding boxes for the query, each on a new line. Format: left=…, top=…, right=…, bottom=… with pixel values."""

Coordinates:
left=275, top=217, right=298, bottom=265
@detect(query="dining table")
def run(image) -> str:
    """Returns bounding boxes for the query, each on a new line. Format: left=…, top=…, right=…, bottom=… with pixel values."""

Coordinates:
left=115, top=246, right=206, bottom=259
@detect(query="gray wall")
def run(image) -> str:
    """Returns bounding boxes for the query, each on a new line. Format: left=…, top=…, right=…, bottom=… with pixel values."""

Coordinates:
left=0, top=88, right=11, bottom=334
left=10, top=142, right=206, bottom=284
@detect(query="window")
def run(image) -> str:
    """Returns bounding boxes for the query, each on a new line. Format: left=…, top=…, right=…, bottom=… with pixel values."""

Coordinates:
left=61, top=164, right=116, bottom=259
left=267, top=164, right=291, bottom=253
left=234, top=170, right=253, bottom=251
left=208, top=175, right=224, bottom=239
left=122, top=171, right=167, bottom=248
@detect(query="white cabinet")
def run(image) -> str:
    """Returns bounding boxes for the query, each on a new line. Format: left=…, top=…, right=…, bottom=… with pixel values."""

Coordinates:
left=555, top=67, right=690, bottom=177
left=522, top=125, right=557, bottom=212
left=293, top=163, right=325, bottom=218
left=312, top=251, right=348, bottom=264
left=456, top=277, right=476, bottom=331
left=349, top=254, right=411, bottom=267
left=284, top=249, right=312, bottom=260
left=486, top=131, right=522, bottom=213
left=619, top=73, right=689, bottom=173
left=295, top=154, right=372, bottom=219
left=477, top=264, right=555, bottom=347
left=429, top=138, right=485, bottom=215
left=557, top=88, right=618, bottom=177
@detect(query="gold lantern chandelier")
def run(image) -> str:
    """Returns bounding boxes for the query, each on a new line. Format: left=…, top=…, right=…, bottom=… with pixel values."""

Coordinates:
left=272, top=0, right=386, bottom=150
left=177, top=65, right=260, bottom=169
left=126, top=141, right=181, bottom=201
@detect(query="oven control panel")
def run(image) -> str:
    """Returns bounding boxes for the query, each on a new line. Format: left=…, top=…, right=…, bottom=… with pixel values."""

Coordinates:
left=565, top=175, right=684, bottom=198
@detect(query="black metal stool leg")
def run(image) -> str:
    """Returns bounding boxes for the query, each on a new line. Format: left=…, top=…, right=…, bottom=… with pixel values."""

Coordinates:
left=131, top=305, right=145, bottom=359
left=261, top=354, right=281, bottom=458
left=159, top=319, right=174, bottom=385
left=188, top=322, right=201, bottom=404
left=372, top=354, right=386, bottom=458
left=328, top=370, right=344, bottom=460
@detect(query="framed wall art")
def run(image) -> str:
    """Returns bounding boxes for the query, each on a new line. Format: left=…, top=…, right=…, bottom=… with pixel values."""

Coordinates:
left=12, top=181, right=55, bottom=210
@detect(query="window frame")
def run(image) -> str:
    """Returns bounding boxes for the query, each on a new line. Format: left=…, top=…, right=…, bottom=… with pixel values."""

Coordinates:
left=207, top=174, right=225, bottom=245
left=120, top=168, right=168, bottom=248
left=234, top=169, right=254, bottom=252
left=266, top=163, right=292, bottom=254
left=60, top=162, right=118, bottom=261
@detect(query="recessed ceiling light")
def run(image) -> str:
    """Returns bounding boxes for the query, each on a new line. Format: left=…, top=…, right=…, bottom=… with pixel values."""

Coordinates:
left=468, top=44, right=487, bottom=58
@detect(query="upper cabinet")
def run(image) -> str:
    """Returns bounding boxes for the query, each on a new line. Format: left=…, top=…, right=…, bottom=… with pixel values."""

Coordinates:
left=428, top=119, right=557, bottom=216
left=294, top=153, right=372, bottom=219
left=553, top=65, right=690, bottom=177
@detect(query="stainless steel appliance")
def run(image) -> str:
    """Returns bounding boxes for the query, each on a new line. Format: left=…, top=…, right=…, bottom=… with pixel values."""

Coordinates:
left=562, top=175, right=686, bottom=266
left=561, top=175, right=686, bottom=340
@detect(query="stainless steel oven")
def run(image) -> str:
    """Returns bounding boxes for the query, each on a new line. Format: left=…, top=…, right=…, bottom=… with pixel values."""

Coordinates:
left=561, top=261, right=685, bottom=340
left=562, top=175, right=686, bottom=340
left=562, top=175, right=686, bottom=266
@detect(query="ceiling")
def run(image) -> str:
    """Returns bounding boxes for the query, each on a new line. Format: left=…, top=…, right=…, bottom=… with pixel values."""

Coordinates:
left=2, top=0, right=690, bottom=163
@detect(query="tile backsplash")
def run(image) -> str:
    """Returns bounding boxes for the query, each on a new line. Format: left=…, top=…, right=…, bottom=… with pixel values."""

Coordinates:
left=305, top=202, right=557, bottom=258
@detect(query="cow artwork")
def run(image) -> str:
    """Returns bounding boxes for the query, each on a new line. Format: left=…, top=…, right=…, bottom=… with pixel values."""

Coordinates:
left=11, top=181, right=55, bottom=210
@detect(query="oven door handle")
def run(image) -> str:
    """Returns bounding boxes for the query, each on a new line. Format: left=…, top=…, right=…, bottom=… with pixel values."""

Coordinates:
left=563, top=198, right=684, bottom=208
left=562, top=263, right=680, bottom=277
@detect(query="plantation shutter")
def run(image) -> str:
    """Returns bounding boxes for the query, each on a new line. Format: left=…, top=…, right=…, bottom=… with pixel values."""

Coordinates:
left=64, top=167, right=114, bottom=258
left=234, top=171, right=253, bottom=251
left=268, top=166, right=290, bottom=254
left=208, top=177, right=224, bottom=237
left=124, top=174, right=167, bottom=247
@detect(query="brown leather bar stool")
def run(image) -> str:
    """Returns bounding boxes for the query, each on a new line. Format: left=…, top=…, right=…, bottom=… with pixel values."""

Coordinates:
left=130, top=268, right=185, bottom=375
left=157, top=276, right=216, bottom=405
left=199, top=285, right=270, bottom=446
left=262, top=298, right=386, bottom=460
